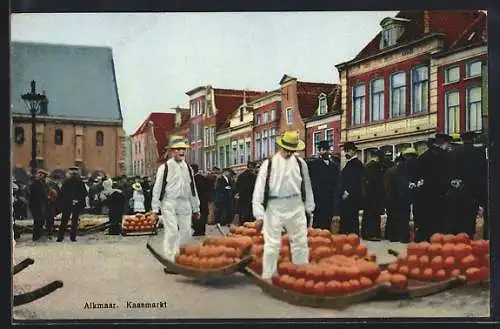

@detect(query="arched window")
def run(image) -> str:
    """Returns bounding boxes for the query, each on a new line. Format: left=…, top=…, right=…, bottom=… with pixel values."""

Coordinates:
left=96, top=131, right=104, bottom=146
left=54, top=129, right=63, bottom=145
left=14, top=127, right=25, bottom=145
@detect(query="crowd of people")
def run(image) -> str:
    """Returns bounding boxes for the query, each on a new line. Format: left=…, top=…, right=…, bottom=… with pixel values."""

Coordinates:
left=13, top=129, right=488, bottom=282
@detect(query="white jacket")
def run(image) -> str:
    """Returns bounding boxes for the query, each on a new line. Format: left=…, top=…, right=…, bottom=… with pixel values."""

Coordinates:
left=252, top=153, right=315, bottom=220
left=133, top=190, right=146, bottom=213
left=151, top=159, right=200, bottom=214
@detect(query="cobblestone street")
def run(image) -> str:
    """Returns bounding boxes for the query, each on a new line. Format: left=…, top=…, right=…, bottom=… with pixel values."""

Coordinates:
left=12, top=223, right=490, bottom=320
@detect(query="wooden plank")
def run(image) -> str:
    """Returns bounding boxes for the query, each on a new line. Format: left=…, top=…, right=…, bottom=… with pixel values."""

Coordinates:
left=13, top=280, right=63, bottom=307
left=146, top=242, right=253, bottom=280
left=13, top=258, right=35, bottom=275
left=242, top=267, right=390, bottom=310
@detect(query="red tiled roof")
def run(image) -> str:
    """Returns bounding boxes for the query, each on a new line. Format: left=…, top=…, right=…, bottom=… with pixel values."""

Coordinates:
left=353, top=10, right=483, bottom=61
left=296, top=81, right=339, bottom=119
left=213, top=89, right=265, bottom=129
left=449, top=11, right=487, bottom=49
left=131, top=112, right=176, bottom=158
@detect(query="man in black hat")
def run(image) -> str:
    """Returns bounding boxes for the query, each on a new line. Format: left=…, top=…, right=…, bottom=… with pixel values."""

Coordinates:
left=28, top=169, right=50, bottom=241
left=141, top=176, right=153, bottom=212
left=445, top=131, right=487, bottom=237
left=214, top=168, right=235, bottom=226
left=307, top=140, right=339, bottom=230
left=413, top=133, right=453, bottom=242
left=362, top=149, right=387, bottom=240
left=57, top=167, right=88, bottom=242
left=333, top=141, right=364, bottom=234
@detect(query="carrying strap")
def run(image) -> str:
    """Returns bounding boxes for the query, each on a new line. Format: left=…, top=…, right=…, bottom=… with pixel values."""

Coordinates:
left=159, top=162, right=196, bottom=201
left=263, top=155, right=306, bottom=210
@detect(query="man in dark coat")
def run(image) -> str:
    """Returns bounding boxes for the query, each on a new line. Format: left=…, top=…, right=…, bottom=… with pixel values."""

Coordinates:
left=308, top=140, right=339, bottom=230
left=45, top=177, right=61, bottom=239
left=413, top=133, right=453, bottom=242
left=57, top=167, right=88, bottom=242
left=99, top=178, right=125, bottom=235
left=333, top=142, right=364, bottom=235
left=214, top=168, right=234, bottom=226
left=28, top=169, right=49, bottom=241
left=385, top=149, right=418, bottom=242
left=191, top=164, right=210, bottom=236
left=362, top=149, right=387, bottom=240
left=141, top=176, right=153, bottom=213
left=446, top=131, right=486, bottom=237
left=236, top=161, right=258, bottom=222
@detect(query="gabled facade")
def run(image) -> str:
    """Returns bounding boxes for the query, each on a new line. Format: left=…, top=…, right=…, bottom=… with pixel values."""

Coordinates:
left=227, top=100, right=254, bottom=173
left=278, top=74, right=338, bottom=158
left=130, top=112, right=175, bottom=177
left=11, top=41, right=125, bottom=177
left=335, top=10, right=487, bottom=164
left=186, top=86, right=264, bottom=171
left=304, top=85, right=342, bottom=158
left=251, top=90, right=281, bottom=163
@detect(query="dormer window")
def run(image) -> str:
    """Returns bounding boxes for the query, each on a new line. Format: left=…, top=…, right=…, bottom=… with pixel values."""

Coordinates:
left=379, top=17, right=409, bottom=49
left=318, top=93, right=327, bottom=115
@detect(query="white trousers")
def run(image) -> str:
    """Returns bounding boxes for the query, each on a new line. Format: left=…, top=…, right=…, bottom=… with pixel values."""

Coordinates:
left=262, top=197, right=309, bottom=279
left=161, top=198, right=192, bottom=262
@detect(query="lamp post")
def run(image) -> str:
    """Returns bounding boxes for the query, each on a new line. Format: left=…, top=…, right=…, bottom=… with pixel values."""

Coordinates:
left=21, top=80, right=48, bottom=178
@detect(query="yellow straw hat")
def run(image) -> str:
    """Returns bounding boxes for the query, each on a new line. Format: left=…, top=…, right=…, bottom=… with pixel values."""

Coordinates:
left=166, top=135, right=190, bottom=149
left=276, top=130, right=305, bottom=151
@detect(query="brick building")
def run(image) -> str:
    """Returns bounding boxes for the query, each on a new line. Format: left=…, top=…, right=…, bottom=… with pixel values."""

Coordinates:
left=304, top=85, right=342, bottom=158
left=335, top=10, right=487, bottom=164
left=278, top=74, right=338, bottom=158
left=11, top=42, right=125, bottom=177
left=251, top=90, right=281, bottom=163
left=226, top=98, right=254, bottom=173
left=185, top=86, right=263, bottom=171
left=130, top=112, right=175, bottom=177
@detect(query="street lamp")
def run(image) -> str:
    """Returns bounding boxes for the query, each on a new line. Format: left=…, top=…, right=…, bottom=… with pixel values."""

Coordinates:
left=21, top=80, right=48, bottom=178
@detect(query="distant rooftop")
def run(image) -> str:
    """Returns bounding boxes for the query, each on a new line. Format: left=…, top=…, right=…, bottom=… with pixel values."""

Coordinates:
left=11, top=41, right=122, bottom=122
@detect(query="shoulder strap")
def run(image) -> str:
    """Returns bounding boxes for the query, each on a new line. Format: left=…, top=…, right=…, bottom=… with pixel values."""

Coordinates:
left=295, top=155, right=306, bottom=203
left=186, top=164, right=196, bottom=197
left=159, top=163, right=169, bottom=201
left=263, top=157, right=273, bottom=210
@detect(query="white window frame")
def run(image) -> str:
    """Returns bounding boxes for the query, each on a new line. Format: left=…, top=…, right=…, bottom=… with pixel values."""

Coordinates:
left=204, top=127, right=209, bottom=147
left=218, top=146, right=224, bottom=168
left=411, top=65, right=429, bottom=114
left=445, top=90, right=460, bottom=135
left=256, top=114, right=262, bottom=125
left=232, top=145, right=238, bottom=166
left=269, top=128, right=276, bottom=155
left=390, top=71, right=406, bottom=118
left=466, top=60, right=482, bottom=78
left=286, top=108, right=293, bottom=124
left=239, top=142, right=244, bottom=164
left=262, top=129, right=268, bottom=158
left=318, top=93, right=328, bottom=115
left=262, top=112, right=268, bottom=124
left=255, top=132, right=261, bottom=160
left=370, top=78, right=384, bottom=122
left=246, top=141, right=251, bottom=162
left=312, top=131, right=322, bottom=155
left=445, top=65, right=460, bottom=84
left=325, top=128, right=334, bottom=151
left=352, top=84, right=365, bottom=125
left=466, top=86, right=482, bottom=131
left=270, top=109, right=276, bottom=121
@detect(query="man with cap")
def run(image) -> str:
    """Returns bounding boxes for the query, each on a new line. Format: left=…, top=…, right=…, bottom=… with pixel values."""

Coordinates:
left=252, top=130, right=315, bottom=280
left=362, top=149, right=387, bottom=240
left=307, top=140, right=339, bottom=230
left=413, top=133, right=453, bottom=242
left=28, top=169, right=50, bottom=241
left=151, top=135, right=200, bottom=270
left=57, top=167, right=88, bottom=242
left=385, top=147, right=418, bottom=242
left=333, top=141, right=364, bottom=235
left=445, top=131, right=487, bottom=237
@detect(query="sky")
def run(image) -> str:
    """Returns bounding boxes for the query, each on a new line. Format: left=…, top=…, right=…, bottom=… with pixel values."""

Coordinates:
left=11, top=11, right=398, bottom=134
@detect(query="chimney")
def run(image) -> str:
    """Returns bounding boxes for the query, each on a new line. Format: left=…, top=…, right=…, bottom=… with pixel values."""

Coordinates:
left=424, top=10, right=430, bottom=33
